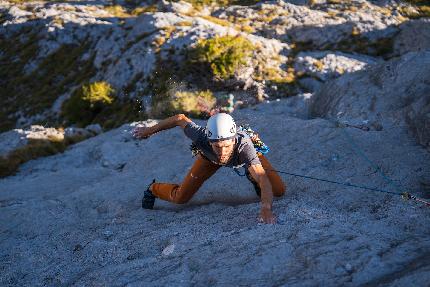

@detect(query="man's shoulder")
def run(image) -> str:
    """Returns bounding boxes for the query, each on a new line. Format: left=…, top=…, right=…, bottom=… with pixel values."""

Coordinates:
left=235, top=131, right=255, bottom=152
left=236, top=130, right=252, bottom=143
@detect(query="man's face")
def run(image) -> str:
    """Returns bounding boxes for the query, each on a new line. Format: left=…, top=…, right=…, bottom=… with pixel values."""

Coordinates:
left=210, top=138, right=235, bottom=164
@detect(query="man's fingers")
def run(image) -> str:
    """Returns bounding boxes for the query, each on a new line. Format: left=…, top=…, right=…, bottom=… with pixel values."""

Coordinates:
left=257, top=214, right=277, bottom=224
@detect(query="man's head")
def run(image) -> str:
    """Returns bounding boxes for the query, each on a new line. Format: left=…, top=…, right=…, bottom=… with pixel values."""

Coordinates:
left=206, top=113, right=237, bottom=163
left=209, top=138, right=235, bottom=164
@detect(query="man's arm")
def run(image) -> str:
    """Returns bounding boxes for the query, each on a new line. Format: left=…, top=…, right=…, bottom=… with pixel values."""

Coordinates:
left=248, top=163, right=276, bottom=224
left=133, top=114, right=192, bottom=139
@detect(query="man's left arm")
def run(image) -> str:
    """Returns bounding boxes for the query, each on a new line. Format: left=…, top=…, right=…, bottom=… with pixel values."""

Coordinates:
left=248, top=163, right=277, bottom=224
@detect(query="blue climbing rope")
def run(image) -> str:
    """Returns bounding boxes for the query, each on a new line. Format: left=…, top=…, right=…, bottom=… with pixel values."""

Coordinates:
left=328, top=117, right=408, bottom=194
left=234, top=117, right=430, bottom=207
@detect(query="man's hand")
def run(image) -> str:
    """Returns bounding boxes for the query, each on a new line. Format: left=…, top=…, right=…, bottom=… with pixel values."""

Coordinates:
left=258, top=208, right=277, bottom=224
left=248, top=164, right=276, bottom=224
left=132, top=114, right=192, bottom=140
left=132, top=126, right=153, bottom=139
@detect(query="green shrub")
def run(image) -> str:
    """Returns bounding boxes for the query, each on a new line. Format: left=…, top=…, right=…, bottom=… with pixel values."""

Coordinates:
left=171, top=90, right=216, bottom=116
left=81, top=81, right=114, bottom=106
left=190, top=35, right=255, bottom=79
left=151, top=81, right=216, bottom=118
left=62, top=81, right=115, bottom=127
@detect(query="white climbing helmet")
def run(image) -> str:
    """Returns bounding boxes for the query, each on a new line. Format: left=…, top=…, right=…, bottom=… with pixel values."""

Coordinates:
left=206, top=113, right=237, bottom=142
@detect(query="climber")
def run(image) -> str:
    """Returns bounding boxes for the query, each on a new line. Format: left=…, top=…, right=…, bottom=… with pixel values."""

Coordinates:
left=132, top=113, right=286, bottom=224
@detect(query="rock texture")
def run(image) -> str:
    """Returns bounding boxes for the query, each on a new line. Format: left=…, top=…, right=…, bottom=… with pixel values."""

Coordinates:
left=309, top=51, right=430, bottom=150
left=1, top=0, right=427, bottom=130
left=0, top=50, right=430, bottom=286
left=1, top=97, right=429, bottom=286
left=0, top=3, right=429, bottom=284
left=0, top=124, right=102, bottom=159
left=295, top=51, right=378, bottom=80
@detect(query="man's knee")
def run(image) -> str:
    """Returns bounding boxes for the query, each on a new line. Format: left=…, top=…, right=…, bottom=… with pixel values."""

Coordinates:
left=273, top=183, right=286, bottom=197
left=173, top=196, right=191, bottom=204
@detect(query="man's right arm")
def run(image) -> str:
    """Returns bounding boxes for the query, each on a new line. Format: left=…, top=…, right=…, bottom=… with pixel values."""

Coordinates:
left=133, top=114, right=192, bottom=139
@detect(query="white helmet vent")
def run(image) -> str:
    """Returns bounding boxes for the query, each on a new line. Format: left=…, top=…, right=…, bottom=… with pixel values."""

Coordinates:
left=206, top=113, right=237, bottom=141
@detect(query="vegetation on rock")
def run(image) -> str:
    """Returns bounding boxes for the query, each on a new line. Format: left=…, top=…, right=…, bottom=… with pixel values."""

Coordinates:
left=62, top=81, right=144, bottom=129
left=189, top=35, right=255, bottom=80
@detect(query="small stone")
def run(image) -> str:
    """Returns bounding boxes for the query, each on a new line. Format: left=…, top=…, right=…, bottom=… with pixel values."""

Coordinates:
left=345, top=263, right=353, bottom=272
left=73, top=244, right=83, bottom=252
left=162, top=243, right=175, bottom=256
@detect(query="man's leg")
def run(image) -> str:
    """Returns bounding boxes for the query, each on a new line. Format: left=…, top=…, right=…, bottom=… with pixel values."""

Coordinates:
left=150, top=154, right=221, bottom=204
left=257, top=154, right=286, bottom=197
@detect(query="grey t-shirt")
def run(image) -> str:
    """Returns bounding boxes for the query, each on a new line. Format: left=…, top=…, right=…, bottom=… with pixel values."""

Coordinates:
left=184, top=121, right=261, bottom=169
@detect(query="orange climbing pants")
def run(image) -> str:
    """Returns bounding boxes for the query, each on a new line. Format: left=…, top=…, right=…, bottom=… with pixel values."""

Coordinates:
left=150, top=153, right=286, bottom=204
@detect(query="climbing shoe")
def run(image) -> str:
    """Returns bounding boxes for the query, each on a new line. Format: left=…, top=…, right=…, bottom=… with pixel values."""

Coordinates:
left=142, top=179, right=157, bottom=209
left=245, top=169, right=261, bottom=198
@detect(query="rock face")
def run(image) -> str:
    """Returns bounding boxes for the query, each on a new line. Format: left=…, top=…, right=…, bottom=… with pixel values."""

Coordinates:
left=0, top=125, right=64, bottom=158
left=1, top=0, right=427, bottom=131
left=294, top=51, right=379, bottom=92
left=1, top=97, right=429, bottom=286
left=391, top=18, right=430, bottom=57
left=217, top=0, right=402, bottom=51
left=0, top=124, right=102, bottom=171
left=309, top=51, right=430, bottom=150
left=1, top=3, right=429, bottom=283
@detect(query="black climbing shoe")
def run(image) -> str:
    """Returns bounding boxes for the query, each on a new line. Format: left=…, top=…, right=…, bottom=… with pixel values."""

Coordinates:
left=245, top=169, right=261, bottom=198
left=142, top=179, right=156, bottom=209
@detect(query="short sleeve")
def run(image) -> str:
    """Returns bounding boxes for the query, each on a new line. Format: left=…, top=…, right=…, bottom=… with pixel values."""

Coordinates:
left=183, top=122, right=206, bottom=143
left=239, top=140, right=261, bottom=169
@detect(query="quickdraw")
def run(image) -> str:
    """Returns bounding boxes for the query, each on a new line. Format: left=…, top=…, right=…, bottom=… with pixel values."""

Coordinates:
left=238, top=124, right=270, bottom=155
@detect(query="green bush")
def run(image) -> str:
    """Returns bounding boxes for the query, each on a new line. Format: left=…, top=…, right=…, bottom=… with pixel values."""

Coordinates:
left=190, top=35, right=255, bottom=79
left=171, top=90, right=216, bottom=116
left=151, top=84, right=216, bottom=118
left=62, top=81, right=115, bottom=127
